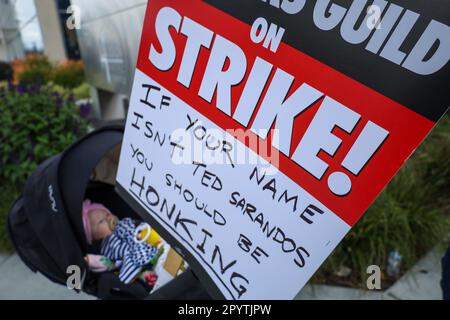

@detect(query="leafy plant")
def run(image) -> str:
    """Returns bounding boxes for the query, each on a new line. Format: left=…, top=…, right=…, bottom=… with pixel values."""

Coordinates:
left=0, top=83, right=91, bottom=251
left=73, top=82, right=91, bottom=101
left=0, top=83, right=89, bottom=187
left=13, top=54, right=53, bottom=86
left=0, top=184, right=19, bottom=253
left=314, top=115, right=450, bottom=288
left=51, top=60, right=86, bottom=89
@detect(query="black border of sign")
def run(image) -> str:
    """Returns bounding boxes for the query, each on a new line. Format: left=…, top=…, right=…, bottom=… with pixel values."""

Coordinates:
left=115, top=182, right=228, bottom=300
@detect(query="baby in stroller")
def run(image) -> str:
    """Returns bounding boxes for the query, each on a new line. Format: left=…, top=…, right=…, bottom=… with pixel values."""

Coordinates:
left=82, top=199, right=161, bottom=289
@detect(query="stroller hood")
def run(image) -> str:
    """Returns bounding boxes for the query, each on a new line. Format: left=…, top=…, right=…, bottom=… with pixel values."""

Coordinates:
left=8, top=125, right=124, bottom=286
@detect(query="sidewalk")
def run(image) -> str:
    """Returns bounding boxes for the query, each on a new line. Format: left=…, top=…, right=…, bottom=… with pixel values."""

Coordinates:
left=296, top=247, right=445, bottom=300
left=0, top=247, right=445, bottom=300
left=0, top=253, right=94, bottom=300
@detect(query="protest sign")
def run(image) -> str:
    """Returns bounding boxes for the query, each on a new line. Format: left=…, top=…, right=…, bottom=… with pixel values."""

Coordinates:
left=116, top=0, right=450, bottom=299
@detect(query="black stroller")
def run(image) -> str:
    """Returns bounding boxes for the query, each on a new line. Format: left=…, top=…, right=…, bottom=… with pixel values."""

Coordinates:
left=7, top=123, right=211, bottom=300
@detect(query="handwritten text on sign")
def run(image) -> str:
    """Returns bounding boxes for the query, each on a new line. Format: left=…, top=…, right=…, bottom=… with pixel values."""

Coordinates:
left=117, top=70, right=349, bottom=299
left=117, top=0, right=442, bottom=299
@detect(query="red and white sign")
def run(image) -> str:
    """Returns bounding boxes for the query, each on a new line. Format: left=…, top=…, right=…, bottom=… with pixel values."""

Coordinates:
left=117, top=0, right=449, bottom=299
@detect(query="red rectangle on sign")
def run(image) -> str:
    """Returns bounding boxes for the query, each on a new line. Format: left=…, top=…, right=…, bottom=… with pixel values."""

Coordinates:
left=135, top=0, right=435, bottom=227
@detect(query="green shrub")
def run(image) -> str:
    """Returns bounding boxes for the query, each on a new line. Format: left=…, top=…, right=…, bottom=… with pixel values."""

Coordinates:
left=13, top=56, right=86, bottom=89
left=0, top=83, right=89, bottom=187
left=315, top=115, right=450, bottom=288
left=0, top=184, right=19, bottom=253
left=42, top=82, right=91, bottom=102
left=16, top=55, right=53, bottom=86
left=44, top=82, right=70, bottom=98
left=0, top=83, right=90, bottom=251
left=18, top=55, right=52, bottom=76
left=18, top=69, right=49, bottom=86
left=51, top=60, right=85, bottom=89
left=417, top=117, right=450, bottom=208
left=73, top=82, right=91, bottom=100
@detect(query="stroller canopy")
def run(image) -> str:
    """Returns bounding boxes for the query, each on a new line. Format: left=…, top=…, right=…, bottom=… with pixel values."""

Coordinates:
left=9, top=125, right=124, bottom=285
left=8, top=123, right=211, bottom=300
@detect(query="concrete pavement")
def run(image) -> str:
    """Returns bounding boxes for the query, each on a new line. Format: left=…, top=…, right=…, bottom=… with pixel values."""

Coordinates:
left=0, top=254, right=94, bottom=300
left=295, top=247, right=445, bottom=300
left=0, top=247, right=445, bottom=300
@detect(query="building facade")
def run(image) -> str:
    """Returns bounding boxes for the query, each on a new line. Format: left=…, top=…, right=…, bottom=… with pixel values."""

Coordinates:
left=0, top=0, right=25, bottom=62
left=34, top=0, right=81, bottom=62
left=70, top=0, right=147, bottom=120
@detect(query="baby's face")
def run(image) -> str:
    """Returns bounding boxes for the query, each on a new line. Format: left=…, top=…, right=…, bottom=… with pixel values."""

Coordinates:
left=89, top=209, right=118, bottom=241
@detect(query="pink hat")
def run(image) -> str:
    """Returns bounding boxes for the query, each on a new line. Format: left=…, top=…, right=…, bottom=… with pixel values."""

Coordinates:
left=82, top=199, right=112, bottom=245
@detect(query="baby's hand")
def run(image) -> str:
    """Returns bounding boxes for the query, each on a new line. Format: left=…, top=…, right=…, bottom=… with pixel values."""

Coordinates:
left=85, top=254, right=116, bottom=272
left=143, top=271, right=158, bottom=287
